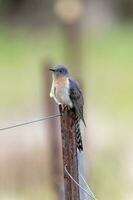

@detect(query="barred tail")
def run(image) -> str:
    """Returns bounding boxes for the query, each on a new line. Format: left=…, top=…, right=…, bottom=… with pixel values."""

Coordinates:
left=75, top=115, right=83, bottom=151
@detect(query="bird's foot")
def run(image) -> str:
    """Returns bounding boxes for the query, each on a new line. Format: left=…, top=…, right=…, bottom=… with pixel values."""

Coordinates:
left=62, top=104, right=69, bottom=110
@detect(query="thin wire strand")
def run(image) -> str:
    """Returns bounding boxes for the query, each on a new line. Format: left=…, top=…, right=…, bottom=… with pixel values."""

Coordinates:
left=79, top=172, right=97, bottom=200
left=0, top=114, right=61, bottom=131
left=65, top=166, right=96, bottom=200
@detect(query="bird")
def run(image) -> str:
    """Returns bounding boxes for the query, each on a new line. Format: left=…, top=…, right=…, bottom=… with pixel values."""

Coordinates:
left=49, top=65, right=86, bottom=151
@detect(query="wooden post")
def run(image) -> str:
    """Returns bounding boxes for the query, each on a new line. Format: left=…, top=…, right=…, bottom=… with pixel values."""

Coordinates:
left=59, top=105, right=80, bottom=200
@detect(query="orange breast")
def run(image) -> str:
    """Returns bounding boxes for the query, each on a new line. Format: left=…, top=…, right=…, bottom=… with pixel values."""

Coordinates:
left=54, top=76, right=68, bottom=99
left=54, top=76, right=67, bottom=89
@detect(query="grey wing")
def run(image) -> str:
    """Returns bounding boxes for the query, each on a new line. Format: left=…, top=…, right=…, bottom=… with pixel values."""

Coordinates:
left=69, top=78, right=86, bottom=127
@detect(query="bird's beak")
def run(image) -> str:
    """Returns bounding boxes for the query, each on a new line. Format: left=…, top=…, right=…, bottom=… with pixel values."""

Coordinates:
left=49, top=67, right=55, bottom=72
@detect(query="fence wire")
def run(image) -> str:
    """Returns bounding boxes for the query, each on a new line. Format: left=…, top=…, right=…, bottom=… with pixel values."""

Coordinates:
left=65, top=166, right=97, bottom=200
left=0, top=114, right=61, bottom=131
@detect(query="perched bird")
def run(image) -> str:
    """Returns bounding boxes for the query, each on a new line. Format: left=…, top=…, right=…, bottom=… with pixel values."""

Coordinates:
left=49, top=65, right=86, bottom=151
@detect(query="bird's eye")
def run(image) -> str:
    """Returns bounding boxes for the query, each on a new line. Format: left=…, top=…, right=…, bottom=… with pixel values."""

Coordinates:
left=59, top=70, right=62, bottom=73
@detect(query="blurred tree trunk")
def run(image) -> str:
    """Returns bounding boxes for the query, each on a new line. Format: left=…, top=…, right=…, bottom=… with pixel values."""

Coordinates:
left=6, top=0, right=24, bottom=17
left=0, top=0, right=56, bottom=26
left=43, top=63, right=64, bottom=200
left=62, top=22, right=83, bottom=74
left=54, top=0, right=84, bottom=75
left=119, top=0, right=133, bottom=19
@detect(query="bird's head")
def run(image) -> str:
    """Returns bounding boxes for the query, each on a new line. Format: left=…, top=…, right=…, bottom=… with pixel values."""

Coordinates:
left=49, top=65, right=69, bottom=78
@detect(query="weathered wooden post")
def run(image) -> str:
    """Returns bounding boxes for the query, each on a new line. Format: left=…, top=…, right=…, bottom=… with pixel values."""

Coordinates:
left=59, top=105, right=80, bottom=200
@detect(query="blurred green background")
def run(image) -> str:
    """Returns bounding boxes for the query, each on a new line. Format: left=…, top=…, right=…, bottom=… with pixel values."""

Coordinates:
left=0, top=0, right=133, bottom=199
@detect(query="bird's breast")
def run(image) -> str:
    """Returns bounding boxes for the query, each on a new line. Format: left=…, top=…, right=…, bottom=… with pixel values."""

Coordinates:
left=51, top=76, right=72, bottom=107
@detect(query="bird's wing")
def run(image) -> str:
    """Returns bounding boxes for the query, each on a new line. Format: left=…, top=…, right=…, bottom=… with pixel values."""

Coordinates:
left=69, top=78, right=86, bottom=126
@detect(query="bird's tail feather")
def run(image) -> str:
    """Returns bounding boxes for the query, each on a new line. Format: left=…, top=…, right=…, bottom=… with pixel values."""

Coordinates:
left=75, top=115, right=83, bottom=151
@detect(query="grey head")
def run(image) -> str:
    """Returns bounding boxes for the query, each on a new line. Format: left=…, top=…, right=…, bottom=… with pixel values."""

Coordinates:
left=49, top=65, right=69, bottom=78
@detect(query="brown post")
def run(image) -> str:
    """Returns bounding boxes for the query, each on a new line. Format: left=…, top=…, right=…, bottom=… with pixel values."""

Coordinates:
left=59, top=105, right=80, bottom=200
